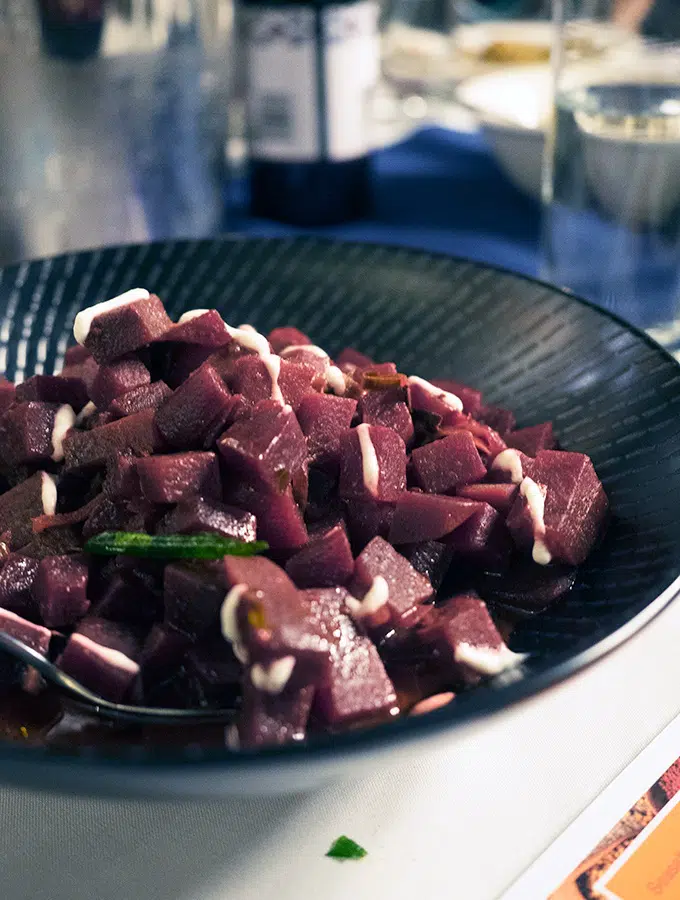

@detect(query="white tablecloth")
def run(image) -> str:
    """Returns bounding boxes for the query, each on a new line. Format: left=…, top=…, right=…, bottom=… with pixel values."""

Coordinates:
left=3, top=594, right=680, bottom=900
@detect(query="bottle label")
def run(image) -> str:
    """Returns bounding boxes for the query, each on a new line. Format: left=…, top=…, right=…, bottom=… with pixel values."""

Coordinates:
left=245, top=2, right=379, bottom=163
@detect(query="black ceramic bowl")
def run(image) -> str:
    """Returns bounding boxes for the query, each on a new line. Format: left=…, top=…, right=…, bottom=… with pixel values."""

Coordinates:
left=1, top=237, right=679, bottom=797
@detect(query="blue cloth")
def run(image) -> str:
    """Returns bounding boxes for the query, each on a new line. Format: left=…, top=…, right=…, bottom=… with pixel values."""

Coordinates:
left=229, top=127, right=542, bottom=279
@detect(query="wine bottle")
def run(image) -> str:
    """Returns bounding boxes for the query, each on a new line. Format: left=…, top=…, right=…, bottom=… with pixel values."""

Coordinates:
left=240, top=0, right=379, bottom=226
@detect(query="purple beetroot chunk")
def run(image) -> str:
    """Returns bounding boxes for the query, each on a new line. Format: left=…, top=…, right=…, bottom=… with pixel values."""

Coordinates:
left=457, top=482, right=519, bottom=514
left=411, top=431, right=486, bottom=495
left=0, top=608, right=51, bottom=689
left=160, top=310, right=231, bottom=347
left=487, top=448, right=535, bottom=485
left=304, top=587, right=397, bottom=727
left=16, top=374, right=89, bottom=413
left=477, top=405, right=516, bottom=437
left=90, top=357, right=150, bottom=409
left=296, top=394, right=358, bottom=468
left=418, top=594, right=523, bottom=686
left=349, top=536, right=434, bottom=629
left=399, top=540, right=453, bottom=591
left=506, top=423, right=557, bottom=457
left=63, top=408, right=164, bottom=469
left=229, top=355, right=321, bottom=410
left=235, top=681, right=315, bottom=748
left=0, top=555, right=40, bottom=619
left=439, top=415, right=508, bottom=463
left=138, top=623, right=193, bottom=682
left=0, top=401, right=75, bottom=467
left=32, top=555, right=90, bottom=628
left=407, top=375, right=464, bottom=421
left=185, top=641, right=242, bottom=704
left=159, top=496, right=256, bottom=542
left=76, top=616, right=144, bottom=658
left=135, top=451, right=220, bottom=503
left=432, top=379, right=483, bottom=417
left=0, top=471, right=57, bottom=549
left=0, top=378, right=16, bottom=415
left=267, top=326, right=312, bottom=354
left=285, top=521, right=354, bottom=588
left=218, top=400, right=308, bottom=494
left=344, top=499, right=395, bottom=552
left=224, top=482, right=307, bottom=552
left=91, top=569, right=161, bottom=625
left=164, top=344, right=214, bottom=389
left=108, top=381, right=173, bottom=418
left=73, top=290, right=173, bottom=364
left=155, top=364, right=235, bottom=450
left=445, top=502, right=512, bottom=569
left=338, top=424, right=406, bottom=502
left=388, top=492, right=482, bottom=544
left=164, top=561, right=225, bottom=640
left=103, top=454, right=141, bottom=500
left=477, top=563, right=577, bottom=615
left=336, top=348, right=375, bottom=373
left=358, top=385, right=414, bottom=446
left=59, top=632, right=140, bottom=702
left=506, top=450, right=608, bottom=566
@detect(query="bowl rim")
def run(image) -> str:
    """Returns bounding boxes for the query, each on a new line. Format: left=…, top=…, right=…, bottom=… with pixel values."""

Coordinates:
left=0, top=234, right=679, bottom=775
left=456, top=66, right=549, bottom=135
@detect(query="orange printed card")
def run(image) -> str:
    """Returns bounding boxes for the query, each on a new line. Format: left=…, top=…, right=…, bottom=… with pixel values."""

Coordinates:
left=504, top=715, right=680, bottom=899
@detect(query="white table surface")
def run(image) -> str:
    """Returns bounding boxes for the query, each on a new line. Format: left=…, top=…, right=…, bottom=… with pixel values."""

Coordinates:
left=2, top=592, right=679, bottom=900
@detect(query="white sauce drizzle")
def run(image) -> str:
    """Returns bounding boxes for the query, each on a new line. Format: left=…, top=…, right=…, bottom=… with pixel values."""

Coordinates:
left=73, top=288, right=149, bottom=345
left=41, top=472, right=57, bottom=515
left=225, top=324, right=271, bottom=359
left=238, top=324, right=258, bottom=334
left=454, top=642, right=526, bottom=676
left=519, top=477, right=552, bottom=566
left=356, top=423, right=380, bottom=496
left=220, top=584, right=251, bottom=664
left=407, top=375, right=463, bottom=412
left=50, top=404, right=76, bottom=462
left=491, top=448, right=524, bottom=485
left=262, top=353, right=284, bottom=404
left=178, top=308, right=210, bottom=323
left=325, top=365, right=347, bottom=395
left=250, top=656, right=296, bottom=694
left=345, top=575, right=390, bottom=618
left=71, top=633, right=140, bottom=676
left=280, top=344, right=329, bottom=360
left=75, top=400, right=96, bottom=426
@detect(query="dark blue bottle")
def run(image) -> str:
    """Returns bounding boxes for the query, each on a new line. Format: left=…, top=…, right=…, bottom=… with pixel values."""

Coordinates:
left=241, top=0, right=379, bottom=226
left=36, top=0, right=104, bottom=61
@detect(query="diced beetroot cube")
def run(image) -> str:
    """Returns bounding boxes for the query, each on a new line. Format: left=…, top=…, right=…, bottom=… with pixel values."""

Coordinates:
left=224, top=482, right=307, bottom=552
left=235, top=681, right=314, bottom=749
left=445, top=502, right=513, bottom=569
left=300, top=587, right=397, bottom=727
left=477, top=405, right=516, bottom=437
left=16, top=375, right=89, bottom=413
left=285, top=521, right=354, bottom=588
left=418, top=594, right=523, bottom=685
left=218, top=401, right=308, bottom=494
left=61, top=353, right=98, bottom=397
left=203, top=344, right=252, bottom=384
left=487, top=448, right=534, bottom=485
left=0, top=607, right=50, bottom=655
left=344, top=499, right=395, bottom=552
left=32, top=555, right=89, bottom=628
left=164, top=344, right=214, bottom=389
left=506, top=422, right=556, bottom=457
left=135, top=451, right=220, bottom=503
left=59, top=632, right=140, bottom=701
left=20, top=526, right=81, bottom=560
left=0, top=471, right=58, bottom=549
left=506, top=450, right=608, bottom=566
left=158, top=496, right=257, bottom=542
left=411, top=431, right=486, bottom=495
left=336, top=348, right=375, bottom=373
left=399, top=540, right=453, bottom=591
left=296, top=394, right=358, bottom=469
left=0, top=555, right=40, bottom=619
left=90, top=569, right=161, bottom=625
left=349, top=536, right=434, bottom=628
left=279, top=344, right=330, bottom=376
left=440, top=414, right=508, bottom=462
left=457, top=482, right=519, bottom=514
left=407, top=375, right=464, bottom=421
left=432, top=379, right=483, bottom=417
left=358, top=386, right=414, bottom=446
left=161, top=310, right=231, bottom=347
left=139, top=623, right=193, bottom=681
left=90, top=357, right=150, bottom=409
left=338, top=424, right=406, bottom=502
left=229, top=355, right=321, bottom=409
left=388, top=492, right=482, bottom=544
left=31, top=493, right=103, bottom=536
left=81, top=497, right=131, bottom=539
left=108, top=381, right=172, bottom=418
left=0, top=378, right=16, bottom=415
left=155, top=364, right=234, bottom=450
left=267, top=326, right=312, bottom=354
left=103, top=454, right=141, bottom=500
left=164, top=561, right=225, bottom=640
left=0, top=402, right=75, bottom=467
left=64, top=344, right=91, bottom=365
left=63, top=408, right=164, bottom=469
left=477, top=563, right=577, bottom=615
left=75, top=616, right=144, bottom=659
left=185, top=641, right=242, bottom=704
left=74, top=290, right=173, bottom=363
